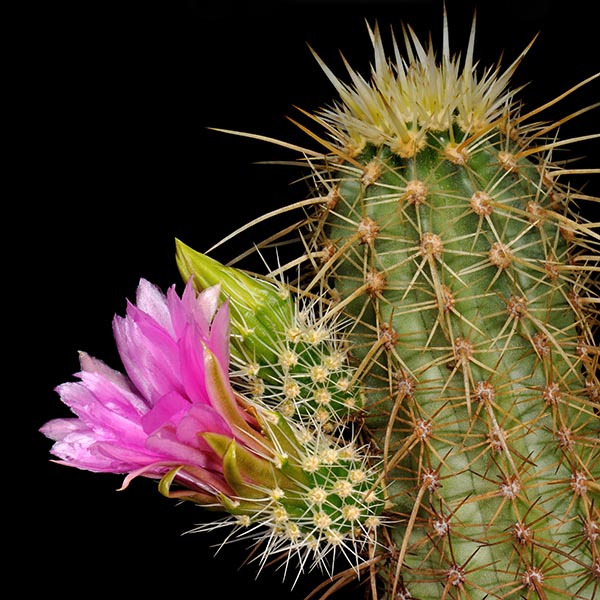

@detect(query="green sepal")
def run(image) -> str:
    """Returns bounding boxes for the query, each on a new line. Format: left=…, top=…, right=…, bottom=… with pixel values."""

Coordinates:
left=202, top=432, right=275, bottom=494
left=222, top=437, right=272, bottom=499
left=202, top=345, right=264, bottom=454
left=157, top=466, right=217, bottom=505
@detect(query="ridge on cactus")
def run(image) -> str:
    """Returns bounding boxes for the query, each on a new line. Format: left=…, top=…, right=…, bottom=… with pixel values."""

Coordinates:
left=200, top=11, right=599, bottom=600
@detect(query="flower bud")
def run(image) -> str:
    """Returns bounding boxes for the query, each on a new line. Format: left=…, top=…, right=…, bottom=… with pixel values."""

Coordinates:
left=175, top=239, right=363, bottom=425
left=176, top=238, right=294, bottom=366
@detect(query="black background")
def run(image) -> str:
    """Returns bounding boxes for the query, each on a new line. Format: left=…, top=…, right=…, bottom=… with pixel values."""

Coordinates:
left=21, top=1, right=598, bottom=598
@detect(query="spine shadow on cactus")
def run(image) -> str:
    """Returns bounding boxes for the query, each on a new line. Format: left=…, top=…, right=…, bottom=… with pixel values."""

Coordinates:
left=185, top=11, right=599, bottom=600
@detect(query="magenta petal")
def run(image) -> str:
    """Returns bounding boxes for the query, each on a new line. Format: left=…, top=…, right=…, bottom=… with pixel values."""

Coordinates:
left=145, top=426, right=216, bottom=468
left=178, top=324, right=210, bottom=405
left=176, top=403, right=233, bottom=448
left=141, top=390, right=190, bottom=434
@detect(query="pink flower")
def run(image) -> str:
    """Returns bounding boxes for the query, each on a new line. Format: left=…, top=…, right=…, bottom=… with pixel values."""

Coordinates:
left=40, top=278, right=266, bottom=501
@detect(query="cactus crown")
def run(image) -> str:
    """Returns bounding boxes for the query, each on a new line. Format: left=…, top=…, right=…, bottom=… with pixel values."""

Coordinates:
left=306, top=15, right=528, bottom=158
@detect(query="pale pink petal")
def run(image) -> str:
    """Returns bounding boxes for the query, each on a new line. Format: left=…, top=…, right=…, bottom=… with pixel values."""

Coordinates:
left=208, top=301, right=231, bottom=369
left=42, top=420, right=161, bottom=473
left=54, top=381, right=147, bottom=443
left=133, top=278, right=174, bottom=335
left=78, top=352, right=136, bottom=393
left=113, top=313, right=181, bottom=404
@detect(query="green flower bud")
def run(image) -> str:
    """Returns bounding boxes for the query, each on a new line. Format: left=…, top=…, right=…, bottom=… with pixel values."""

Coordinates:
left=175, top=239, right=363, bottom=425
left=176, top=238, right=294, bottom=367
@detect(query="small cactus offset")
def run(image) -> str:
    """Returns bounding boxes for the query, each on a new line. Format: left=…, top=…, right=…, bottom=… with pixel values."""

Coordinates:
left=174, top=242, right=387, bottom=573
left=190, top=12, right=599, bottom=600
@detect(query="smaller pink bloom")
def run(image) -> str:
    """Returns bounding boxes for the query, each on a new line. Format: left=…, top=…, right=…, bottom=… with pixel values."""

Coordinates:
left=40, top=278, right=265, bottom=500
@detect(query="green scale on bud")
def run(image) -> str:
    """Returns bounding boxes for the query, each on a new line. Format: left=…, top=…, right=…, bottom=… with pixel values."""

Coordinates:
left=206, top=15, right=599, bottom=600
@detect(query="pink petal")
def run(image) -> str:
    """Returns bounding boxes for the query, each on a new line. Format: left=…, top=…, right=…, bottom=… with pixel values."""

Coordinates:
left=176, top=403, right=233, bottom=447
left=141, top=390, right=190, bottom=434
left=145, top=426, right=217, bottom=468
left=113, top=313, right=181, bottom=404
left=133, top=278, right=174, bottom=334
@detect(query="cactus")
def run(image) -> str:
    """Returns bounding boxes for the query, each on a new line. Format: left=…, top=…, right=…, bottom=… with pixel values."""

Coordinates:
left=187, top=12, right=599, bottom=600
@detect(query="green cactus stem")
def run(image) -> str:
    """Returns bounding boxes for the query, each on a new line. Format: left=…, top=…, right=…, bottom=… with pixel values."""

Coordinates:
left=204, top=13, right=599, bottom=600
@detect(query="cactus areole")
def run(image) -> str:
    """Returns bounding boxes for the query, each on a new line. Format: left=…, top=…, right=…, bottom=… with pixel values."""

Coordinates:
left=207, top=14, right=599, bottom=600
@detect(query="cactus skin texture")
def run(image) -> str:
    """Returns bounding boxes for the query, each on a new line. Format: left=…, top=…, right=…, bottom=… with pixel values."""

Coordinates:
left=208, top=16, right=599, bottom=600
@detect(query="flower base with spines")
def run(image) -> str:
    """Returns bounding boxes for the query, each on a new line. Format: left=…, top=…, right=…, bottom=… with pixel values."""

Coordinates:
left=182, top=405, right=387, bottom=577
